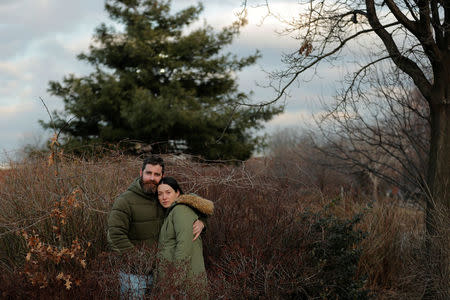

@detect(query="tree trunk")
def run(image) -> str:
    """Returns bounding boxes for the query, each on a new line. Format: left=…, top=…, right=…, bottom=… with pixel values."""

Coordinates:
left=426, top=103, right=450, bottom=226
left=423, top=79, right=450, bottom=299
left=426, top=82, right=450, bottom=230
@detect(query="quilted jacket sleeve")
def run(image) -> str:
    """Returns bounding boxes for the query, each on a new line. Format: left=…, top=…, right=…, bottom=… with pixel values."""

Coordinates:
left=107, top=196, right=134, bottom=253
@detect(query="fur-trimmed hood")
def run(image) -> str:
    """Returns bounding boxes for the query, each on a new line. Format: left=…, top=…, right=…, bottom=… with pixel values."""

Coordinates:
left=173, top=194, right=214, bottom=216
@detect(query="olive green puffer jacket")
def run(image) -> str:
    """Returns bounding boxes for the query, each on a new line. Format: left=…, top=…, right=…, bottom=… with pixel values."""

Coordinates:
left=107, top=178, right=165, bottom=253
left=158, top=194, right=214, bottom=281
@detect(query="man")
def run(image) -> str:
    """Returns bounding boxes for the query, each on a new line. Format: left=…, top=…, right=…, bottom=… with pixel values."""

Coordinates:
left=107, top=155, right=205, bottom=297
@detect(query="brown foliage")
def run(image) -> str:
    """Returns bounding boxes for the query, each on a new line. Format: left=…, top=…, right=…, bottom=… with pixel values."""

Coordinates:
left=0, top=150, right=446, bottom=298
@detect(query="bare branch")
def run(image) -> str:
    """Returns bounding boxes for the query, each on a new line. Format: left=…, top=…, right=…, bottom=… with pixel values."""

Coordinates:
left=366, top=0, right=433, bottom=99
left=385, top=0, right=418, bottom=33
left=240, top=23, right=399, bottom=107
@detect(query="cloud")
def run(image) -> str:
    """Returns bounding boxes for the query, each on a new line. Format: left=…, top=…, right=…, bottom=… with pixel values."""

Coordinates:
left=0, top=102, right=33, bottom=115
left=0, top=61, right=31, bottom=82
left=173, top=0, right=301, bottom=51
left=0, top=100, right=50, bottom=156
left=262, top=107, right=332, bottom=137
left=0, top=0, right=105, bottom=59
left=267, top=108, right=325, bottom=126
left=268, top=110, right=313, bottom=127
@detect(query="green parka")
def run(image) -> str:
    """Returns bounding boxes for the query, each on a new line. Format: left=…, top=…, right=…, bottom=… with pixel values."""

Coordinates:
left=107, top=178, right=164, bottom=253
left=158, top=194, right=214, bottom=286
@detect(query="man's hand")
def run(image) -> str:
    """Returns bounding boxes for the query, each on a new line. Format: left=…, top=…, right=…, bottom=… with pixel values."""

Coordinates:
left=192, top=219, right=205, bottom=241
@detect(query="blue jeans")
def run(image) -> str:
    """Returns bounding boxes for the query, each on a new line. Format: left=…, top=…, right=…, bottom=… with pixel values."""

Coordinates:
left=119, top=272, right=153, bottom=299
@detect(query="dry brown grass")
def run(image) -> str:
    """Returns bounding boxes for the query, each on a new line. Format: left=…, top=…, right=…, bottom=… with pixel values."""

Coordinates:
left=0, top=152, right=446, bottom=298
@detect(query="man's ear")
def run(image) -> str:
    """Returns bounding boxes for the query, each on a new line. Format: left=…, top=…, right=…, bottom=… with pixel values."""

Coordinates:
left=139, top=169, right=143, bottom=177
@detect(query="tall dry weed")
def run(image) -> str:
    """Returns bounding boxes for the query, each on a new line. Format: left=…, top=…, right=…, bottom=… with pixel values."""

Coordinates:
left=0, top=151, right=142, bottom=297
left=0, top=151, right=443, bottom=298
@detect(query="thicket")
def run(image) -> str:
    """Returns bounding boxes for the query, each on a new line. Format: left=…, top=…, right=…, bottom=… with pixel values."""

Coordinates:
left=0, top=152, right=447, bottom=299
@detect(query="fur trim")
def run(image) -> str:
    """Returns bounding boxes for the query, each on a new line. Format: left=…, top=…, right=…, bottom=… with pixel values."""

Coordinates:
left=176, top=194, right=214, bottom=216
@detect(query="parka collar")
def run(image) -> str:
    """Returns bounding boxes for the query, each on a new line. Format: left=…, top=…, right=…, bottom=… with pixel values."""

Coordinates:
left=167, top=194, right=214, bottom=216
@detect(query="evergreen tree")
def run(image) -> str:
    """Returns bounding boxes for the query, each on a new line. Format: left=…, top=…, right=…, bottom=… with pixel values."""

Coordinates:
left=42, top=0, right=280, bottom=160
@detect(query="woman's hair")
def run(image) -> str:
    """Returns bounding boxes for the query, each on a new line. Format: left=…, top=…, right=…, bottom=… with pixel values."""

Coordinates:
left=158, top=176, right=184, bottom=195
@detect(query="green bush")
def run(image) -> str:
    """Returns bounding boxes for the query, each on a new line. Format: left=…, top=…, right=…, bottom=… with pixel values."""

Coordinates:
left=305, top=211, right=369, bottom=299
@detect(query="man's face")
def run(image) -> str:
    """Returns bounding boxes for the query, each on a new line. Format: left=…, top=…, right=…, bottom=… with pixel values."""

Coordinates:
left=140, top=164, right=163, bottom=194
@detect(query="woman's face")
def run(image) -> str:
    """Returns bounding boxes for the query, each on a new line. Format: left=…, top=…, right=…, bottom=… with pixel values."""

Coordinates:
left=157, top=183, right=180, bottom=208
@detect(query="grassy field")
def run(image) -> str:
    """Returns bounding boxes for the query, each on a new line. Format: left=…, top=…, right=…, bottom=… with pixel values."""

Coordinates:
left=0, top=153, right=447, bottom=299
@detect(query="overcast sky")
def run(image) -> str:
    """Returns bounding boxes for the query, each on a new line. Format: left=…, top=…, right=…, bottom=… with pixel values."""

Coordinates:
left=0, top=0, right=342, bottom=161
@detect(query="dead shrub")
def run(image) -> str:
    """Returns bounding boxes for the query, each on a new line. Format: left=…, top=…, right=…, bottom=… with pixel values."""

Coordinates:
left=0, top=151, right=442, bottom=298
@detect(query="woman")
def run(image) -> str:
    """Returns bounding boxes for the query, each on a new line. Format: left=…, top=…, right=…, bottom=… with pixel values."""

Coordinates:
left=156, top=177, right=213, bottom=297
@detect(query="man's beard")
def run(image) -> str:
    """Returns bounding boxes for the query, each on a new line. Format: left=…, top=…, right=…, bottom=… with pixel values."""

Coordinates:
left=140, top=177, right=158, bottom=194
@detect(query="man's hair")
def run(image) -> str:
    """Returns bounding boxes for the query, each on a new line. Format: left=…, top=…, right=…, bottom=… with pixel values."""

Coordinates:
left=141, top=155, right=165, bottom=174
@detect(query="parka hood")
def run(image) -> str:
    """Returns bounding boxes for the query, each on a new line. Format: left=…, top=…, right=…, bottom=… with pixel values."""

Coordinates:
left=174, top=194, right=214, bottom=216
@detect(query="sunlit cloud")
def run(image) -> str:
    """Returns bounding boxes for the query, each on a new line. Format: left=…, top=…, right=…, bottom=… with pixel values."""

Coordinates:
left=265, top=109, right=322, bottom=132
left=0, top=103, right=33, bottom=115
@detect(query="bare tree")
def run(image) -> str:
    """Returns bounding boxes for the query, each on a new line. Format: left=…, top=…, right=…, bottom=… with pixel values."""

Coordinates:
left=266, top=75, right=428, bottom=203
left=242, top=0, right=448, bottom=210
left=241, top=1, right=449, bottom=296
left=242, top=0, right=447, bottom=226
left=315, top=66, right=429, bottom=202
left=267, top=128, right=353, bottom=197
